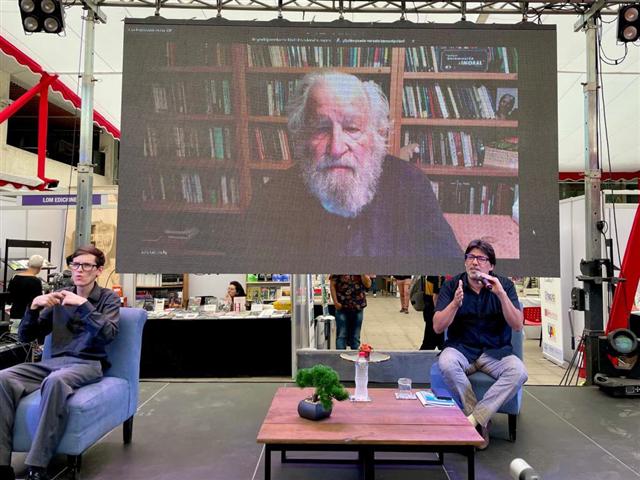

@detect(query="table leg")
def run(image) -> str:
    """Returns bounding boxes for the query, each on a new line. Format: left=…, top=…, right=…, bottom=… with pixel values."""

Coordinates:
left=359, top=447, right=375, bottom=480
left=265, top=445, right=271, bottom=480
left=467, top=447, right=475, bottom=480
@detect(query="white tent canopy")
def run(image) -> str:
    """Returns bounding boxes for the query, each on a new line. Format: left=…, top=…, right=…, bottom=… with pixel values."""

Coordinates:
left=1, top=4, right=638, bottom=172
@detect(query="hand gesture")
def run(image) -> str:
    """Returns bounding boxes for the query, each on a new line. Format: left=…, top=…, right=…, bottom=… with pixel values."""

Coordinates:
left=453, top=280, right=464, bottom=308
left=334, top=302, right=343, bottom=310
left=31, top=292, right=64, bottom=309
left=60, top=290, right=88, bottom=307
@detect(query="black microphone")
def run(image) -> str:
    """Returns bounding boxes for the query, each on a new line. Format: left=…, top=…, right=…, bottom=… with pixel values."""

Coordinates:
left=480, top=277, right=493, bottom=290
left=510, top=458, right=542, bottom=480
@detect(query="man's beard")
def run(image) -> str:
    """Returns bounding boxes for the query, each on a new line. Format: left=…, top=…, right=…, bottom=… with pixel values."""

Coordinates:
left=300, top=142, right=386, bottom=218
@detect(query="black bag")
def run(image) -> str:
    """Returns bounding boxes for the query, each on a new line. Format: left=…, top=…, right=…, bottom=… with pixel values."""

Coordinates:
left=410, top=276, right=426, bottom=311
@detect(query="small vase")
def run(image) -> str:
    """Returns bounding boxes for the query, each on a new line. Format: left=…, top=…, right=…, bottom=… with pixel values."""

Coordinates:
left=297, top=398, right=332, bottom=421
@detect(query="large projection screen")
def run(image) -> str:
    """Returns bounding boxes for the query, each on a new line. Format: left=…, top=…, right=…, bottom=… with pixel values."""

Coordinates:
left=118, top=19, right=559, bottom=275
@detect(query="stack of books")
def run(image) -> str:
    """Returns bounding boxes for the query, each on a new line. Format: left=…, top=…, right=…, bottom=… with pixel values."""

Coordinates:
left=416, top=389, right=457, bottom=407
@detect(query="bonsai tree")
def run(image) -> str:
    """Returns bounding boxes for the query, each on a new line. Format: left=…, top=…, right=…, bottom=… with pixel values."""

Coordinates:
left=295, top=364, right=349, bottom=410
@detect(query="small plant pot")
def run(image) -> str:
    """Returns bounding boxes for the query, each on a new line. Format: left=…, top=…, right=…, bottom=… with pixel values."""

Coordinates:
left=297, top=398, right=332, bottom=421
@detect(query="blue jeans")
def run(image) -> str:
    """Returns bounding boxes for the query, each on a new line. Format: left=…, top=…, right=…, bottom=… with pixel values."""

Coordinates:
left=335, top=309, right=364, bottom=350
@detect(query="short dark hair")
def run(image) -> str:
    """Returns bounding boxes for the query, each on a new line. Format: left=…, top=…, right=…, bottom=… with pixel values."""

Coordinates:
left=66, top=245, right=106, bottom=268
left=464, top=239, right=496, bottom=266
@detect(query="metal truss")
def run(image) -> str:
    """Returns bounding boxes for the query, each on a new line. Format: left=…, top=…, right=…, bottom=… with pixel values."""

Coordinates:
left=63, top=0, right=625, bottom=17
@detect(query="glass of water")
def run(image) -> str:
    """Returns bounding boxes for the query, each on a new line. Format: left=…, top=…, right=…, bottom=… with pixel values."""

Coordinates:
left=397, top=377, right=413, bottom=399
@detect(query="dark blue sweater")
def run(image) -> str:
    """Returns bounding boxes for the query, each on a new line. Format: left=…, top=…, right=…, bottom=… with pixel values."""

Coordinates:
left=19, top=284, right=120, bottom=369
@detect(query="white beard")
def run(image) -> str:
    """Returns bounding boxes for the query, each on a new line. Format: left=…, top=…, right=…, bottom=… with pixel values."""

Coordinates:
left=301, top=143, right=386, bottom=218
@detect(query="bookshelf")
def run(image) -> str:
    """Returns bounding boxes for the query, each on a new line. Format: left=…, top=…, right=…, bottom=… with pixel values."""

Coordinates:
left=139, top=42, right=519, bottom=230
left=245, top=274, right=290, bottom=302
left=135, top=274, right=189, bottom=309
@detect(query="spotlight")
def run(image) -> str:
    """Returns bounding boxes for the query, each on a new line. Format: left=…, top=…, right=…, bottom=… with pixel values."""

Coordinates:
left=18, top=0, right=64, bottom=34
left=617, top=4, right=640, bottom=43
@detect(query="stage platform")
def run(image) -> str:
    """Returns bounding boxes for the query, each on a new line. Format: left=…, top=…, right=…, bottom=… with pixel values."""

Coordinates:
left=9, top=383, right=640, bottom=480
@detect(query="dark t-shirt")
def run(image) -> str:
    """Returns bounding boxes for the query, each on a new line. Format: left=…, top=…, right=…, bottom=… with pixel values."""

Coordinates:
left=435, top=272, right=520, bottom=362
left=7, top=274, right=43, bottom=319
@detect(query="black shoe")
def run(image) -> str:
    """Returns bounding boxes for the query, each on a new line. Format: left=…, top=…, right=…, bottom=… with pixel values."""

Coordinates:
left=26, top=467, right=50, bottom=480
left=0, top=465, right=16, bottom=480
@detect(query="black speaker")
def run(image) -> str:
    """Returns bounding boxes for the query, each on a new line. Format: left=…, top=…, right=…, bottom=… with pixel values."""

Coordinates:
left=617, top=4, right=640, bottom=43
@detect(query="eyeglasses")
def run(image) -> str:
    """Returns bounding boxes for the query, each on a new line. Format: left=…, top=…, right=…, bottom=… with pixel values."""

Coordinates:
left=69, top=262, right=98, bottom=271
left=464, top=254, right=490, bottom=264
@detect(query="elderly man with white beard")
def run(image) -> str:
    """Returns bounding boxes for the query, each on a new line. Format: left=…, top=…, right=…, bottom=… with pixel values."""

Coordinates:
left=244, top=71, right=461, bottom=264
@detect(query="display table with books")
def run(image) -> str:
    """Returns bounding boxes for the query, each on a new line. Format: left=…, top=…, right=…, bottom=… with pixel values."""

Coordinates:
left=140, top=311, right=291, bottom=378
left=257, top=387, right=483, bottom=480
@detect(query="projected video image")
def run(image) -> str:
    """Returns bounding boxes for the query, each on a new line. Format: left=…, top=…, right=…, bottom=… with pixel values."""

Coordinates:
left=118, top=20, right=558, bottom=275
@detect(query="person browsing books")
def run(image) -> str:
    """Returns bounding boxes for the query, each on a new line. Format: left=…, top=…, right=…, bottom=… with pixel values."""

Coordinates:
left=244, top=71, right=461, bottom=262
left=433, top=239, right=527, bottom=450
left=0, top=246, right=120, bottom=480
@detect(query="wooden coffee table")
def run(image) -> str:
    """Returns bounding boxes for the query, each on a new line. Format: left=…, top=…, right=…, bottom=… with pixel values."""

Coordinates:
left=257, top=387, right=484, bottom=480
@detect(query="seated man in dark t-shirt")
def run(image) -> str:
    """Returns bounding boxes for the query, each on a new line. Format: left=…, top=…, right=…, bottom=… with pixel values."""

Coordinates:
left=433, top=239, right=527, bottom=450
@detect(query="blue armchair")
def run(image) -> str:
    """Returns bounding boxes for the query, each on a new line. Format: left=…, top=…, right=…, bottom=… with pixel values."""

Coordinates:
left=12, top=307, right=147, bottom=478
left=429, top=328, right=524, bottom=442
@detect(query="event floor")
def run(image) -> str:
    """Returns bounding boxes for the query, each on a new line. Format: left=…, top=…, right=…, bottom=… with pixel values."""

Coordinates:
left=10, top=382, right=640, bottom=480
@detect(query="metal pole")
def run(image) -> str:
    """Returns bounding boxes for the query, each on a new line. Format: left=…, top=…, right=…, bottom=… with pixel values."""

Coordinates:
left=75, top=9, right=96, bottom=249
left=582, top=17, right=604, bottom=385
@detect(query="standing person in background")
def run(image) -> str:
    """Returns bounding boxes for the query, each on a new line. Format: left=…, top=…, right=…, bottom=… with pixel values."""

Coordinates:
left=6, top=255, right=44, bottom=334
left=329, top=275, right=371, bottom=350
left=419, top=275, right=446, bottom=350
left=394, top=275, right=411, bottom=314
left=369, top=275, right=378, bottom=297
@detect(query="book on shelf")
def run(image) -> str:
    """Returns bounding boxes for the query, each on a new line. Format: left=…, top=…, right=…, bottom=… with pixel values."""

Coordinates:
left=143, top=125, right=233, bottom=161
left=402, top=83, right=507, bottom=120
left=403, top=129, right=487, bottom=167
left=404, top=46, right=518, bottom=73
left=165, top=40, right=230, bottom=67
left=431, top=180, right=516, bottom=215
left=246, top=45, right=392, bottom=68
left=416, top=390, right=457, bottom=407
left=151, top=79, right=232, bottom=116
left=483, top=136, right=518, bottom=170
left=142, top=172, right=241, bottom=207
left=164, top=227, right=200, bottom=240
left=252, top=126, right=292, bottom=164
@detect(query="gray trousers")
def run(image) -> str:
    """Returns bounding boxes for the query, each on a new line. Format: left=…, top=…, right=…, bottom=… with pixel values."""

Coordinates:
left=0, top=356, right=102, bottom=468
left=438, top=347, right=528, bottom=427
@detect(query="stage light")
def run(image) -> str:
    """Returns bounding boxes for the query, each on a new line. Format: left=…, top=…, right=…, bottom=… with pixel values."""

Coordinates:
left=617, top=4, right=640, bottom=43
left=20, top=0, right=35, bottom=12
left=18, top=0, right=64, bottom=34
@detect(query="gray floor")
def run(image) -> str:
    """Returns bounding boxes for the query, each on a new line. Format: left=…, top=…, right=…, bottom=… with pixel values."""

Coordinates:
left=11, top=382, right=640, bottom=480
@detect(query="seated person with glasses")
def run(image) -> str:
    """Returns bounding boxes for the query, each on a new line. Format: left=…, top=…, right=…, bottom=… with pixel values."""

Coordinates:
left=0, top=245, right=120, bottom=480
left=433, top=239, right=527, bottom=450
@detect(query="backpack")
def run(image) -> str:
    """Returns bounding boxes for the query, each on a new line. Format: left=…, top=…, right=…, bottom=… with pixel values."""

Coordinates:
left=409, top=276, right=426, bottom=311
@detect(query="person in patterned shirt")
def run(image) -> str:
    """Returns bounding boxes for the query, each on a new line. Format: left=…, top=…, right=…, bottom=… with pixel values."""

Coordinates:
left=329, top=275, right=372, bottom=350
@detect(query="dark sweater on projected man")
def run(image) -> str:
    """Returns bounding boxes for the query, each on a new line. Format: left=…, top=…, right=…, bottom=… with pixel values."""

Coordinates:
left=245, top=156, right=462, bottom=261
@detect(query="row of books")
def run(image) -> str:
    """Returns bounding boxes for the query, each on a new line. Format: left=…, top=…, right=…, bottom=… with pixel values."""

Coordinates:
left=142, top=173, right=241, bottom=206
left=248, top=79, right=299, bottom=116
left=404, top=130, right=489, bottom=167
left=405, top=46, right=518, bottom=74
left=432, top=180, right=516, bottom=215
left=252, top=126, right=293, bottom=164
left=143, top=126, right=233, bottom=161
left=246, top=45, right=392, bottom=68
left=165, top=41, right=231, bottom=67
left=402, top=83, right=513, bottom=120
left=151, top=79, right=232, bottom=115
